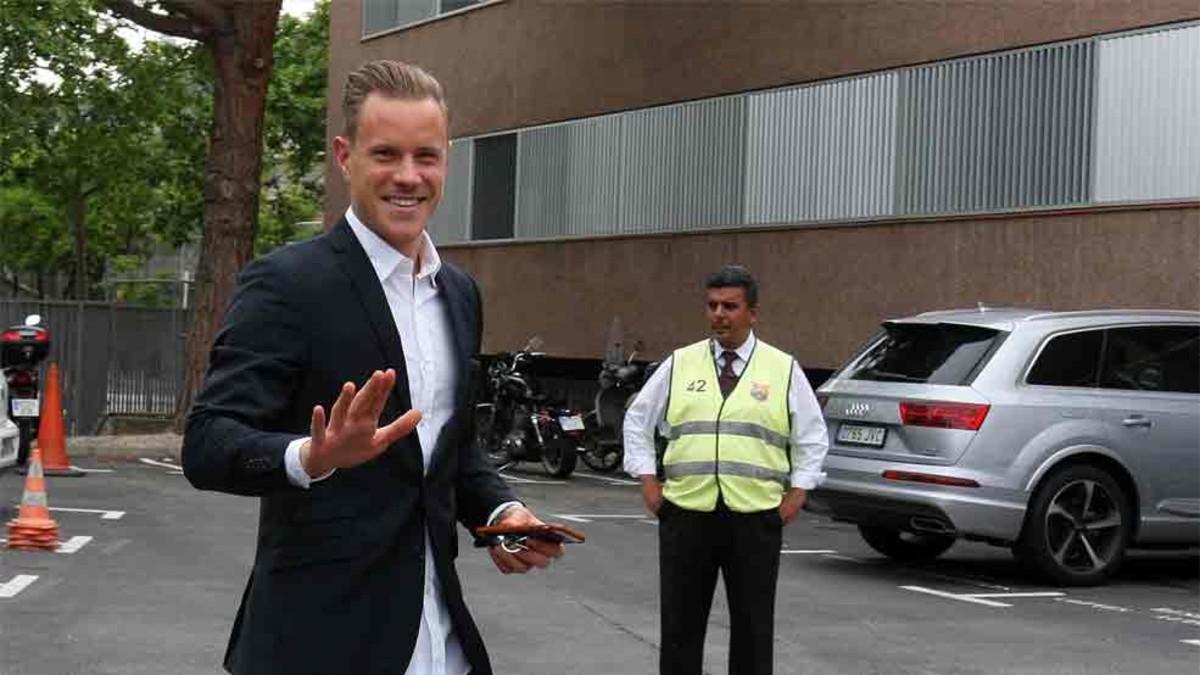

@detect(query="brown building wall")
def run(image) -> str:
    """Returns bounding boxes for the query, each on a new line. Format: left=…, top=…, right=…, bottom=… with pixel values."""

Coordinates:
left=322, top=2, right=1200, bottom=366
left=442, top=206, right=1200, bottom=367
left=325, top=0, right=1199, bottom=218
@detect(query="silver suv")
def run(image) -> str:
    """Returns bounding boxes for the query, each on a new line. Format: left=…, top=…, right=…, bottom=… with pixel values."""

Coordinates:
left=809, top=308, right=1199, bottom=585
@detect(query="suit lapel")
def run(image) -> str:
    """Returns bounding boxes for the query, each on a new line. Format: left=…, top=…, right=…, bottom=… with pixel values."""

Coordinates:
left=326, top=218, right=413, bottom=414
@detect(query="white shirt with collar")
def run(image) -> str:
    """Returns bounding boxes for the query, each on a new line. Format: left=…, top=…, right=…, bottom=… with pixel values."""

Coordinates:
left=621, top=331, right=829, bottom=490
left=281, top=207, right=515, bottom=675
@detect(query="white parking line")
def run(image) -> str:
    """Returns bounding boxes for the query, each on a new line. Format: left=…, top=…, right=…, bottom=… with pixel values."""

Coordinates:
left=56, top=535, right=93, bottom=554
left=1181, top=639, right=1200, bottom=647
left=901, top=585, right=1014, bottom=607
left=49, top=507, right=126, bottom=520
left=497, top=473, right=565, bottom=485
left=71, top=465, right=115, bottom=473
left=571, top=473, right=639, bottom=486
left=0, top=575, right=39, bottom=599
left=901, top=585, right=1065, bottom=607
left=781, top=549, right=837, bottom=554
left=138, top=458, right=180, bottom=470
left=551, top=514, right=648, bottom=523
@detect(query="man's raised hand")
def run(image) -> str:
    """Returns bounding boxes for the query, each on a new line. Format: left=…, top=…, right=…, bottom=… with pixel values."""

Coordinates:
left=301, top=369, right=422, bottom=478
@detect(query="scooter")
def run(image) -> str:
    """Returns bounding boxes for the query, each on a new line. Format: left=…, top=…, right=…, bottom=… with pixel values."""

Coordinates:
left=474, top=337, right=584, bottom=478
left=580, top=341, right=650, bottom=473
left=1, top=314, right=50, bottom=467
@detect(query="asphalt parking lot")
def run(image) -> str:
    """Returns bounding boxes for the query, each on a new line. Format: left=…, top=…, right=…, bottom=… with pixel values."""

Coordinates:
left=2, top=456, right=1198, bottom=675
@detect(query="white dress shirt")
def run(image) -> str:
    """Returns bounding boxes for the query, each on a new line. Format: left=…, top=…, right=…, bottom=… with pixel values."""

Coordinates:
left=622, top=331, right=829, bottom=489
left=281, top=207, right=477, bottom=675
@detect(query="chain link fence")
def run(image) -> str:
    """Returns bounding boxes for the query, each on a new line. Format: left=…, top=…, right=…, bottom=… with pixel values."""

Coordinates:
left=0, top=299, right=185, bottom=436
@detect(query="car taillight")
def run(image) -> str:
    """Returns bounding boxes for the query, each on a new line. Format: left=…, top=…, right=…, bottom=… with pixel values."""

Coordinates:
left=0, top=330, right=22, bottom=342
left=899, top=401, right=989, bottom=431
left=882, top=470, right=980, bottom=488
left=33, top=331, right=48, bottom=342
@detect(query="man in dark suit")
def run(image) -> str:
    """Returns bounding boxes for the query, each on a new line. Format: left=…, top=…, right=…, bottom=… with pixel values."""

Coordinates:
left=182, top=60, right=562, bottom=675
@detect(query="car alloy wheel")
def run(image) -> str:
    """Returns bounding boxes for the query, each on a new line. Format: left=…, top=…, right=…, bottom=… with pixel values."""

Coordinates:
left=1017, top=465, right=1130, bottom=586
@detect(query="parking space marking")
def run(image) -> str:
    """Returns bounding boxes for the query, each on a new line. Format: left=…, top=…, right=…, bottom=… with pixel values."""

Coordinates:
left=72, top=465, right=115, bottom=473
left=781, top=549, right=837, bottom=554
left=56, top=535, right=93, bottom=554
left=571, top=473, right=639, bottom=486
left=138, top=458, right=183, bottom=474
left=49, top=507, right=126, bottom=520
left=822, top=553, right=866, bottom=564
left=901, top=585, right=1013, bottom=607
left=497, top=473, right=565, bottom=485
left=902, top=585, right=1065, bottom=607
left=1181, top=639, right=1200, bottom=647
left=551, top=514, right=647, bottom=523
left=0, top=574, right=39, bottom=599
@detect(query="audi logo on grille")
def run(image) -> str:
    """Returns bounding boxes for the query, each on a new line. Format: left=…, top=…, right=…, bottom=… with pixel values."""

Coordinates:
left=844, top=402, right=871, bottom=418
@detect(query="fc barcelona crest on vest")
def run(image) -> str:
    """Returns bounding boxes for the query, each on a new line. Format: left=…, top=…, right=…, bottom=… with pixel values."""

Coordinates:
left=750, top=381, right=770, bottom=402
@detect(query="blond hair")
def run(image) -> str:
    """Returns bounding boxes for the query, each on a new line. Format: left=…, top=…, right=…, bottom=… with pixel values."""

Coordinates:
left=342, top=60, right=447, bottom=138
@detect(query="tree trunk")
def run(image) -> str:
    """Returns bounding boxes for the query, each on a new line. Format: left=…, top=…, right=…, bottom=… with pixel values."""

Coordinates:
left=175, top=4, right=281, bottom=431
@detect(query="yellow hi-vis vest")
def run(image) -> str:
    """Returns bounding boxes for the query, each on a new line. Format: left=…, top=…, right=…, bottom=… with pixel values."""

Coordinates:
left=662, top=338, right=793, bottom=512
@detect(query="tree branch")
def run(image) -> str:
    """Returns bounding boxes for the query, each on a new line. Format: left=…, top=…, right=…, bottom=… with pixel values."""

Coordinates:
left=99, top=0, right=204, bottom=41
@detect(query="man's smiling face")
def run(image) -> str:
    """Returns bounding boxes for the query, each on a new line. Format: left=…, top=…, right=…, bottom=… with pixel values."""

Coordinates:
left=333, top=93, right=448, bottom=257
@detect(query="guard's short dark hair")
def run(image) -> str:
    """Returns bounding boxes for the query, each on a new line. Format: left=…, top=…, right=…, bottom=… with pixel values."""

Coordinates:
left=705, top=265, right=758, bottom=307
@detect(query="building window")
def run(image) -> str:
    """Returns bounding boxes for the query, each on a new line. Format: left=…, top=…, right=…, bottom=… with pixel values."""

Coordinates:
left=471, top=134, right=516, bottom=240
left=362, top=0, right=487, bottom=36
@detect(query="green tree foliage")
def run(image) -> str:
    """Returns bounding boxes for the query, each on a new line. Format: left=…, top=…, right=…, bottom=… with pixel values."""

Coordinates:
left=0, top=0, right=328, bottom=298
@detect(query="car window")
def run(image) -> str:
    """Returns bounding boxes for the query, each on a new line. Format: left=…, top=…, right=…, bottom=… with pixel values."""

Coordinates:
left=1027, top=330, right=1102, bottom=387
left=1100, top=325, right=1200, bottom=394
left=846, top=322, right=1001, bottom=385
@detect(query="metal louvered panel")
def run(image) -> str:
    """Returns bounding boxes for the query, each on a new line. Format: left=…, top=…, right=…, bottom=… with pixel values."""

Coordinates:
left=427, top=138, right=473, bottom=244
left=515, top=125, right=570, bottom=238
left=514, top=116, right=624, bottom=238
left=619, top=97, right=746, bottom=234
left=896, top=41, right=1094, bottom=215
left=1095, top=24, right=1200, bottom=202
left=745, top=72, right=897, bottom=224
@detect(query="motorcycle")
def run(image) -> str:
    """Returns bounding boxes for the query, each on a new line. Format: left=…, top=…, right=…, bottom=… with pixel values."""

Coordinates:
left=1, top=314, right=50, bottom=467
left=580, top=341, right=651, bottom=473
left=474, top=337, right=583, bottom=478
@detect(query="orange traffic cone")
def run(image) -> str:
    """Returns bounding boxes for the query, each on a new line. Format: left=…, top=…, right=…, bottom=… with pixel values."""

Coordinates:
left=6, top=447, right=61, bottom=551
left=36, top=363, right=83, bottom=477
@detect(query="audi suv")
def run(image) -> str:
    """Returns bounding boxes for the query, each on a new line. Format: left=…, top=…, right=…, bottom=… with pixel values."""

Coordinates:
left=809, top=308, right=1200, bottom=585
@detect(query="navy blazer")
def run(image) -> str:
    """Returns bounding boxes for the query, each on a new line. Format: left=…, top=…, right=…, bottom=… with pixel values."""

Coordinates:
left=183, top=218, right=514, bottom=674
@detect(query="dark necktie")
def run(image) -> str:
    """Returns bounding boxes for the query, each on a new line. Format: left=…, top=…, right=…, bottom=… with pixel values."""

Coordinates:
left=718, top=350, right=739, bottom=398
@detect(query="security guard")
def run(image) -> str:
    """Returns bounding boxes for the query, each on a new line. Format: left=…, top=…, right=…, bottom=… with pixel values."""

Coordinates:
left=623, top=265, right=829, bottom=675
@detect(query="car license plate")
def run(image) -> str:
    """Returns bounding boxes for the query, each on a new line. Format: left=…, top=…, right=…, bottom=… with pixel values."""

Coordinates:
left=11, top=398, right=39, bottom=417
left=559, top=415, right=584, bottom=432
left=837, top=423, right=886, bottom=447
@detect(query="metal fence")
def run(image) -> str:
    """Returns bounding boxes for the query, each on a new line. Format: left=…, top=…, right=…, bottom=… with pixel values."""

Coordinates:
left=0, top=299, right=185, bottom=436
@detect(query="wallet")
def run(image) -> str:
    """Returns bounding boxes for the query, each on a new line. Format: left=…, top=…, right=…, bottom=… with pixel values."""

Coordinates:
left=474, top=522, right=587, bottom=546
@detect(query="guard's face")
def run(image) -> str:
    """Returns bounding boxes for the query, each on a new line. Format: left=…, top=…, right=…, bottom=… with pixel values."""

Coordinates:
left=706, top=286, right=757, bottom=349
left=333, top=93, right=448, bottom=257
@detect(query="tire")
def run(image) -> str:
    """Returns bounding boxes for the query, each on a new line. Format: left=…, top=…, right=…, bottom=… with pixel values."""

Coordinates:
left=475, top=405, right=511, bottom=468
left=540, top=437, right=577, bottom=478
left=858, top=524, right=956, bottom=561
left=579, top=428, right=621, bottom=473
left=1014, top=464, right=1131, bottom=587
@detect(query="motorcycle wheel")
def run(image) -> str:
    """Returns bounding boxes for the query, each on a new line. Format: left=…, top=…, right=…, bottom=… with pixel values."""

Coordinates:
left=540, top=437, right=578, bottom=478
left=579, top=429, right=621, bottom=473
left=475, top=406, right=512, bottom=468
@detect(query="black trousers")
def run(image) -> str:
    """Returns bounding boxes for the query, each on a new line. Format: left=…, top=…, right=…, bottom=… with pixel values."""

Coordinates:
left=658, top=498, right=782, bottom=675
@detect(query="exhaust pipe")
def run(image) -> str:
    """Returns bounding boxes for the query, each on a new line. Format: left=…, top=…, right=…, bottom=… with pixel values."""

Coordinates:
left=909, top=516, right=954, bottom=535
